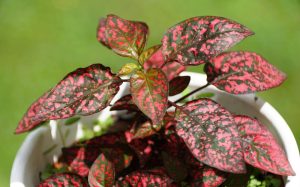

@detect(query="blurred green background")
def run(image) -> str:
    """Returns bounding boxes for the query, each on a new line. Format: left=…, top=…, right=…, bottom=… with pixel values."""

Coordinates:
left=1, top=0, right=299, bottom=186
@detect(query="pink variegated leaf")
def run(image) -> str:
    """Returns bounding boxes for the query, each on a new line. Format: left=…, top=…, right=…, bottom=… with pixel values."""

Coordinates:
left=110, top=94, right=139, bottom=112
left=97, top=18, right=110, bottom=49
left=88, top=153, right=115, bottom=187
left=175, top=98, right=246, bottom=173
left=162, top=16, right=254, bottom=65
left=130, top=69, right=168, bottom=125
left=143, top=48, right=186, bottom=81
left=139, top=44, right=162, bottom=64
left=38, top=173, right=88, bottom=187
left=15, top=64, right=121, bottom=134
left=15, top=91, right=50, bottom=134
left=169, top=76, right=191, bottom=96
left=234, top=115, right=295, bottom=176
left=99, top=14, right=149, bottom=59
left=122, top=168, right=173, bottom=187
left=205, top=51, right=287, bottom=94
left=190, top=166, right=227, bottom=187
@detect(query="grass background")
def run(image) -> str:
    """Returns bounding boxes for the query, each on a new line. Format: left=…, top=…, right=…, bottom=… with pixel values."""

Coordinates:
left=1, top=0, right=300, bottom=186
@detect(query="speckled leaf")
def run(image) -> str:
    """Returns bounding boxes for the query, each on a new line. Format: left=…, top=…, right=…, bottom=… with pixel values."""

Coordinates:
left=88, top=153, right=115, bottom=187
left=15, top=64, right=121, bottom=134
left=144, top=48, right=186, bottom=81
left=234, top=115, right=295, bottom=176
left=190, top=166, right=227, bottom=187
left=38, top=173, right=88, bottom=187
left=169, top=76, right=191, bottom=96
left=175, top=98, right=246, bottom=173
left=128, top=138, right=153, bottom=167
left=130, top=69, right=168, bottom=125
left=162, top=16, right=254, bottom=65
left=122, top=168, right=173, bottom=187
left=15, top=91, right=50, bottom=134
left=205, top=51, right=287, bottom=94
left=97, top=18, right=110, bottom=49
left=162, top=152, right=188, bottom=182
left=139, top=44, right=161, bottom=64
left=62, top=146, right=102, bottom=177
left=118, top=63, right=139, bottom=76
left=100, top=14, right=149, bottom=59
left=110, top=94, right=139, bottom=112
left=132, top=121, right=162, bottom=139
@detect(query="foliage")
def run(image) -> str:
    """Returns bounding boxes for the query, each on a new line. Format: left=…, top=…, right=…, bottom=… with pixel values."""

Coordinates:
left=16, top=14, right=294, bottom=186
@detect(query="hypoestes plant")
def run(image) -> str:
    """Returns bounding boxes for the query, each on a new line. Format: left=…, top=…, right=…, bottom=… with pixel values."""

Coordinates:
left=16, top=14, right=294, bottom=187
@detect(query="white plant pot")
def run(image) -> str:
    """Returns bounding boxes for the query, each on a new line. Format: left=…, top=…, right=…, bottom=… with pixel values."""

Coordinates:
left=11, top=72, right=300, bottom=187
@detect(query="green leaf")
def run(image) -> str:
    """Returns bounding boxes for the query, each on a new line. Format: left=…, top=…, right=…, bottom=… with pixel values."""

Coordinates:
left=138, top=44, right=161, bottom=64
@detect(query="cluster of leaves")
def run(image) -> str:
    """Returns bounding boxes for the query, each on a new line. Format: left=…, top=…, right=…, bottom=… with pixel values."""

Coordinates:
left=16, top=14, right=295, bottom=186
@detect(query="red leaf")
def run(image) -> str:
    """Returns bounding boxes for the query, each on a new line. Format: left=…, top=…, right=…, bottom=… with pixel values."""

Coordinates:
left=234, top=115, right=295, bottom=176
left=121, top=168, right=173, bottom=187
left=16, top=64, right=121, bottom=134
left=162, top=16, right=254, bottom=65
left=205, top=51, right=287, bottom=94
left=88, top=153, right=115, bottom=187
left=175, top=98, right=246, bottom=173
left=110, top=94, right=139, bottom=112
left=38, top=173, right=88, bottom=187
left=98, top=14, right=149, bottom=59
left=130, top=69, right=168, bottom=125
left=144, top=48, right=186, bottom=80
left=169, top=76, right=191, bottom=96
left=62, top=146, right=101, bottom=177
left=190, top=166, right=227, bottom=187
left=15, top=91, right=50, bottom=134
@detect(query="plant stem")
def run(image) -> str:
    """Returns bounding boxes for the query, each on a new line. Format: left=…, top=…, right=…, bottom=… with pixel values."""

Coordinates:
left=174, top=82, right=210, bottom=103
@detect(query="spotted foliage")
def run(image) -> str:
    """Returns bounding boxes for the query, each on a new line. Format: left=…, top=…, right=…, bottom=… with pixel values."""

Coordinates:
left=120, top=168, right=173, bottom=187
left=234, top=115, right=295, bottom=176
left=162, top=16, right=253, bottom=65
left=139, top=44, right=162, bottom=64
left=143, top=48, right=186, bottom=80
left=132, top=121, right=162, bottom=139
left=15, top=64, right=121, bottom=134
left=38, top=173, right=88, bottom=187
left=190, top=166, right=227, bottom=187
left=97, top=14, right=149, bottom=59
left=110, top=94, right=139, bottom=112
left=88, top=153, right=115, bottom=187
left=169, top=76, right=191, bottom=96
left=130, top=69, right=169, bottom=125
left=205, top=51, right=287, bottom=94
left=175, top=98, right=246, bottom=173
left=118, top=63, right=139, bottom=76
left=128, top=138, right=154, bottom=167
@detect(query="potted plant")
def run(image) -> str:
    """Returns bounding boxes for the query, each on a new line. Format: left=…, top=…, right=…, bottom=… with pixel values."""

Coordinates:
left=11, top=14, right=299, bottom=186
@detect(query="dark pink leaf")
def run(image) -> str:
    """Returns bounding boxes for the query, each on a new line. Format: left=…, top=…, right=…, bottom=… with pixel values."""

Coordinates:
left=190, top=166, right=227, bottom=187
left=88, top=153, right=115, bottom=187
left=110, top=94, right=139, bottom=112
left=38, top=173, right=88, bottom=187
left=98, top=14, right=149, bottom=58
left=130, top=69, right=168, bottom=125
left=16, top=64, right=121, bottom=134
left=169, top=76, right=190, bottom=96
left=144, top=48, right=186, bottom=80
left=62, top=146, right=101, bottom=177
left=122, top=168, right=173, bottom=187
left=15, top=91, right=50, bottom=134
left=175, top=98, right=246, bottom=173
left=205, top=51, right=287, bottom=94
left=234, top=115, right=295, bottom=176
left=162, top=16, right=254, bottom=65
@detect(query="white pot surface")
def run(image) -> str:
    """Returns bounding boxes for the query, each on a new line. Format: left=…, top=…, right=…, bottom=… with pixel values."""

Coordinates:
left=11, top=72, right=300, bottom=187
